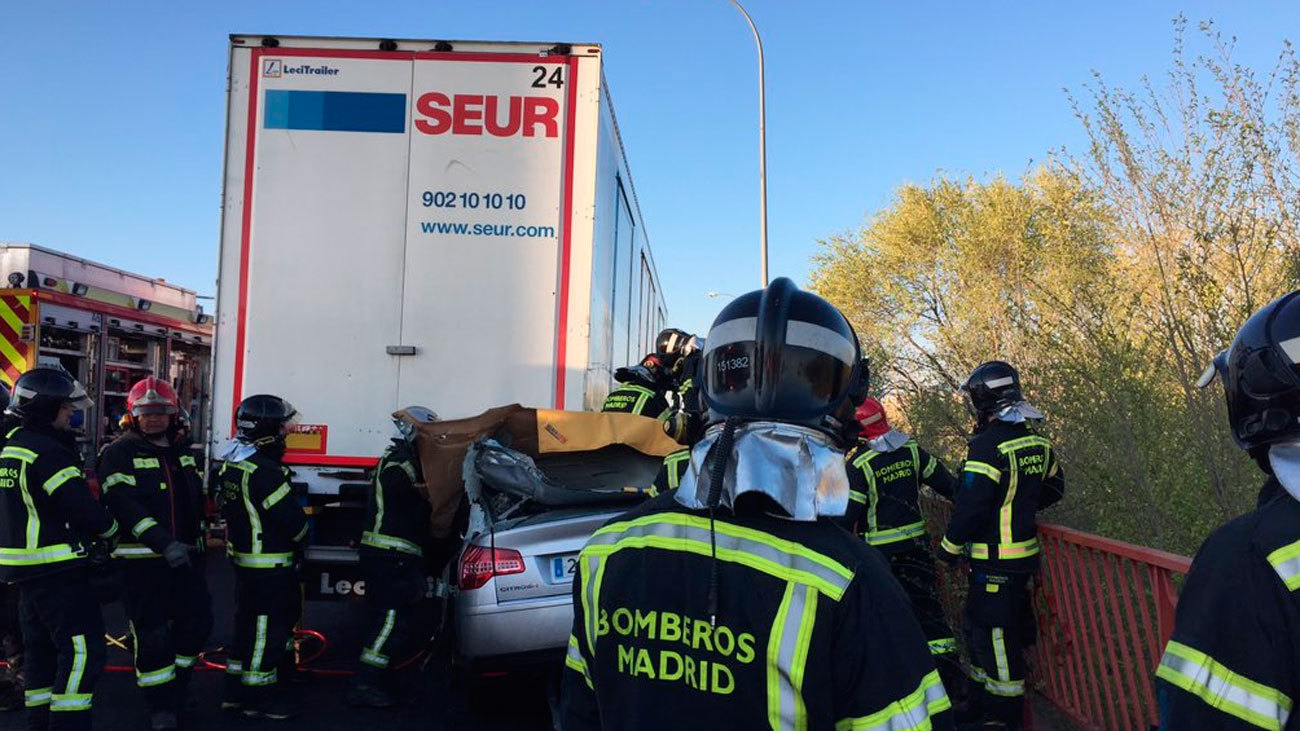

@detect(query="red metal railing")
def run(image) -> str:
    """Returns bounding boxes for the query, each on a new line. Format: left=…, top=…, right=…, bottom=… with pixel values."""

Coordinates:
left=1030, top=524, right=1191, bottom=731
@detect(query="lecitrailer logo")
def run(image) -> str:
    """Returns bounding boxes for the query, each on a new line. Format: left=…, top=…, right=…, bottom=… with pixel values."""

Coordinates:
left=262, top=59, right=340, bottom=77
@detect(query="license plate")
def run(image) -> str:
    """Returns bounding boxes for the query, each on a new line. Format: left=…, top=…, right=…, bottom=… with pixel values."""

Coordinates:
left=550, top=554, right=579, bottom=581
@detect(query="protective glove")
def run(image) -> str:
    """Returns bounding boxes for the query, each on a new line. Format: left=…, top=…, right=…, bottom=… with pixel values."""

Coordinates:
left=162, top=541, right=192, bottom=569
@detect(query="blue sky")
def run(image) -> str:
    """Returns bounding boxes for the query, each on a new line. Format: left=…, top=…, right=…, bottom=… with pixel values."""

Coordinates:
left=2, top=1, right=1296, bottom=335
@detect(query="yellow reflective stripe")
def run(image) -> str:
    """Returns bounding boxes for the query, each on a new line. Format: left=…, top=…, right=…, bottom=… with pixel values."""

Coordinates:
left=997, top=436, right=1051, bottom=454
left=767, top=582, right=818, bottom=731
left=587, top=512, right=854, bottom=600
left=928, top=637, right=958, bottom=656
left=0, top=544, right=82, bottom=566
left=565, top=634, right=593, bottom=690
left=24, top=686, right=52, bottom=708
left=851, top=450, right=881, bottom=535
left=970, top=538, right=1040, bottom=561
left=834, top=669, right=951, bottom=730
left=1001, top=452, right=1017, bottom=546
left=49, top=693, right=93, bottom=712
left=66, top=634, right=87, bottom=696
left=261, top=483, right=291, bottom=510
left=0, top=446, right=36, bottom=463
left=364, top=609, right=397, bottom=662
left=848, top=490, right=868, bottom=505
left=922, top=455, right=937, bottom=480
left=984, top=678, right=1026, bottom=697
left=963, top=460, right=1002, bottom=483
left=136, top=663, right=176, bottom=688
left=132, top=457, right=161, bottom=469
left=102, top=473, right=136, bottom=489
left=992, top=627, right=1011, bottom=681
left=940, top=537, right=964, bottom=556
left=43, top=466, right=81, bottom=495
left=228, top=550, right=295, bottom=568
left=1158, top=640, right=1292, bottom=730
left=866, top=521, right=928, bottom=546
left=665, top=451, right=690, bottom=490
left=250, top=615, right=269, bottom=675
left=131, top=517, right=158, bottom=538
left=179, top=455, right=197, bottom=468
left=361, top=531, right=422, bottom=556
left=99, top=519, right=119, bottom=540
left=1267, top=539, right=1300, bottom=592
left=239, top=469, right=262, bottom=555
left=112, top=543, right=160, bottom=559
left=18, top=461, right=39, bottom=549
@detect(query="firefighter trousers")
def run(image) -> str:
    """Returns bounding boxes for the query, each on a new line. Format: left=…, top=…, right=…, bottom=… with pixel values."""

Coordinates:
left=963, top=569, right=1033, bottom=729
left=119, top=558, right=213, bottom=712
left=885, top=542, right=962, bottom=694
left=229, top=568, right=300, bottom=706
left=18, top=568, right=106, bottom=731
left=355, top=553, right=426, bottom=683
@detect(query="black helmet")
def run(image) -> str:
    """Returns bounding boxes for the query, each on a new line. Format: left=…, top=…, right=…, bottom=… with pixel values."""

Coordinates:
left=235, top=394, right=298, bottom=446
left=1206, top=289, right=1300, bottom=450
left=962, top=361, right=1024, bottom=417
left=0, top=381, right=10, bottom=415
left=11, top=368, right=92, bottom=425
left=701, top=277, right=861, bottom=437
left=656, top=328, right=694, bottom=358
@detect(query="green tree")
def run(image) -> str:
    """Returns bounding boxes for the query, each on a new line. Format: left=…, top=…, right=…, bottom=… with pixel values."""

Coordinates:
left=811, top=19, right=1300, bottom=555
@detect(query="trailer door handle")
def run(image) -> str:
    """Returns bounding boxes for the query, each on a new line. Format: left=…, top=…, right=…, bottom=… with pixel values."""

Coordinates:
left=386, top=345, right=418, bottom=356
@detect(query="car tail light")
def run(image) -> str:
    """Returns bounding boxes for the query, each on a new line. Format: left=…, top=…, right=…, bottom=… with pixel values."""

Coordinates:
left=459, top=544, right=526, bottom=590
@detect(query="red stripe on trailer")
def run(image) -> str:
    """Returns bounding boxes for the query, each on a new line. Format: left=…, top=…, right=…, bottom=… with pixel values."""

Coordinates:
left=553, top=55, right=579, bottom=410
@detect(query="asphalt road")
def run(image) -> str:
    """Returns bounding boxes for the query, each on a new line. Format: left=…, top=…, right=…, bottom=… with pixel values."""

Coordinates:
left=0, top=555, right=556, bottom=731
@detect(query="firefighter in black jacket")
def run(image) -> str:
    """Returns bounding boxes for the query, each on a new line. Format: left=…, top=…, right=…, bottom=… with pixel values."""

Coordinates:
left=346, top=406, right=436, bottom=708
left=1157, top=289, right=1300, bottom=730
left=97, top=376, right=211, bottom=731
left=840, top=397, right=961, bottom=694
left=0, top=382, right=25, bottom=712
left=937, top=361, right=1064, bottom=730
left=215, top=394, right=307, bottom=721
left=0, top=368, right=120, bottom=731
left=603, top=329, right=696, bottom=419
left=562, top=279, right=952, bottom=730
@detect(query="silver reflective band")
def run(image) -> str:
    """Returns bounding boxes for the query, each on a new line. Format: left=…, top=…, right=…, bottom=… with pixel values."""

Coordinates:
left=1158, top=641, right=1291, bottom=729
left=785, top=320, right=856, bottom=366
left=834, top=669, right=950, bottom=730
left=1281, top=335, right=1300, bottom=365
left=703, top=317, right=758, bottom=355
left=985, top=376, right=1015, bottom=389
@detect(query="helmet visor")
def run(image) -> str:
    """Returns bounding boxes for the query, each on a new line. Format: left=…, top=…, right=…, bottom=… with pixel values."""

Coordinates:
left=704, top=340, right=855, bottom=423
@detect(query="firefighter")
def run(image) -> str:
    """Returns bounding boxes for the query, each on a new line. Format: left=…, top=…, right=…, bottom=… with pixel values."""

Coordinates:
left=937, top=361, right=1065, bottom=730
left=1156, top=289, right=1300, bottom=730
left=562, top=278, right=952, bottom=730
left=0, top=368, right=121, bottom=731
left=346, top=406, right=437, bottom=708
left=96, top=376, right=211, bottom=730
left=0, top=382, right=24, bottom=713
left=215, top=394, right=307, bottom=721
left=603, top=329, right=695, bottom=419
left=839, top=397, right=961, bottom=695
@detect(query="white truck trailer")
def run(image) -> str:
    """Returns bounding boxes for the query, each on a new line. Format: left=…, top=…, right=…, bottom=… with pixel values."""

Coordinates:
left=211, top=35, right=667, bottom=579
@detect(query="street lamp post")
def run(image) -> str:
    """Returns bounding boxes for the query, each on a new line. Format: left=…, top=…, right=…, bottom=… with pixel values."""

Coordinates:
left=727, top=0, right=769, bottom=287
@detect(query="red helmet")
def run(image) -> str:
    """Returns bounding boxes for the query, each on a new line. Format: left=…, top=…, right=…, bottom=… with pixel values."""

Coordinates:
left=126, top=376, right=179, bottom=417
left=854, top=397, right=890, bottom=440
